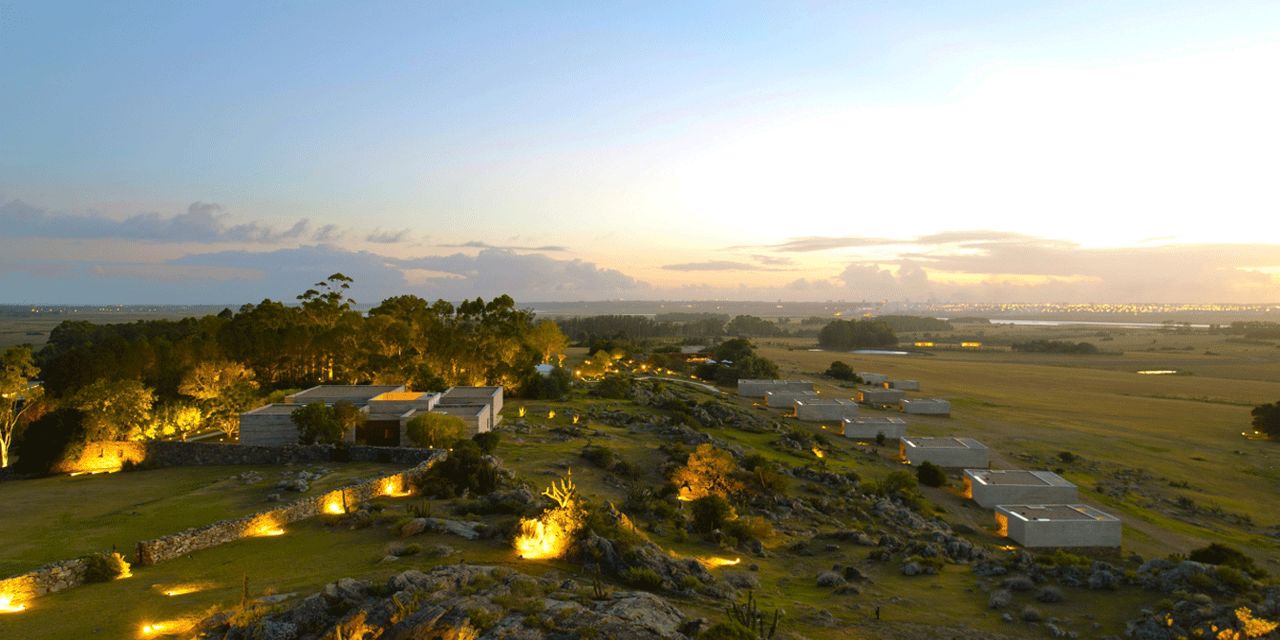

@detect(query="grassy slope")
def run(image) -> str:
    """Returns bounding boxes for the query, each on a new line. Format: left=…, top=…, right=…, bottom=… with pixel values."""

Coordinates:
left=0, top=463, right=400, bottom=575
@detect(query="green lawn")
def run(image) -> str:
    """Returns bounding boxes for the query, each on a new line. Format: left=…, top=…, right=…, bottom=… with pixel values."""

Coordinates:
left=0, top=462, right=401, bottom=576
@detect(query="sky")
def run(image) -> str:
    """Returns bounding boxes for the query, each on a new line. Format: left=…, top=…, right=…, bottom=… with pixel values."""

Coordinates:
left=2, top=1, right=1279, bottom=305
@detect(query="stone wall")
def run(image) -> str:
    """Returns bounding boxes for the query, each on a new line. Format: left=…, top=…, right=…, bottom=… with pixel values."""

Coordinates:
left=0, top=558, right=88, bottom=603
left=134, top=453, right=443, bottom=566
left=53, top=440, right=440, bottom=474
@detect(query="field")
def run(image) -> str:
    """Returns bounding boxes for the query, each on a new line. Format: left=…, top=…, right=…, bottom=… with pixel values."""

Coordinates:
left=1, top=321, right=1278, bottom=638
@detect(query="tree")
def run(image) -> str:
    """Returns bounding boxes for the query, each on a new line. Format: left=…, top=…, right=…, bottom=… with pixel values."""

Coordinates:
left=672, top=444, right=742, bottom=501
left=143, top=402, right=203, bottom=441
left=1251, top=401, right=1280, bottom=440
left=690, top=494, right=736, bottom=533
left=332, top=400, right=366, bottom=435
left=405, top=412, right=468, bottom=448
left=916, top=461, right=947, bottom=488
left=291, top=402, right=346, bottom=445
left=817, top=319, right=897, bottom=350
left=824, top=361, right=857, bottom=381
left=525, top=319, right=569, bottom=364
left=179, top=360, right=259, bottom=439
left=0, top=346, right=42, bottom=468
left=73, top=379, right=156, bottom=441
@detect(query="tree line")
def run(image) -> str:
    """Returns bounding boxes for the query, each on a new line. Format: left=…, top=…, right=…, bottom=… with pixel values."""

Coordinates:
left=0, top=274, right=570, bottom=468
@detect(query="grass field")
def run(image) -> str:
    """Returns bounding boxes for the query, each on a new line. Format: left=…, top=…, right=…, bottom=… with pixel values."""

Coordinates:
left=3, top=322, right=1278, bottom=638
left=0, top=462, right=401, bottom=576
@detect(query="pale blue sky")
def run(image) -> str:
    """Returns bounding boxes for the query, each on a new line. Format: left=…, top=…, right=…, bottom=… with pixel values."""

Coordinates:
left=2, top=1, right=1278, bottom=303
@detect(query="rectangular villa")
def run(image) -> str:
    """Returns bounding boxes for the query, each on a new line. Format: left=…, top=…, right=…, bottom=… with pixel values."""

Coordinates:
left=239, top=384, right=503, bottom=447
left=843, top=416, right=906, bottom=440
left=899, top=436, right=989, bottom=468
left=856, top=386, right=906, bottom=406
left=737, top=379, right=815, bottom=398
left=857, top=372, right=888, bottom=385
left=764, top=389, right=818, bottom=410
left=995, top=504, right=1122, bottom=548
left=901, top=398, right=951, bottom=415
left=794, top=398, right=860, bottom=421
left=887, top=379, right=920, bottom=391
left=963, top=469, right=1077, bottom=508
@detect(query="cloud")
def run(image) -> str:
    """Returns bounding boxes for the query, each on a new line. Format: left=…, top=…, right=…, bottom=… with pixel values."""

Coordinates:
left=0, top=199, right=331, bottom=244
left=661, top=260, right=790, bottom=272
left=439, top=240, right=568, bottom=252
left=752, top=254, right=794, bottom=266
left=396, top=249, right=648, bottom=299
left=733, top=236, right=900, bottom=253
left=366, top=229, right=413, bottom=244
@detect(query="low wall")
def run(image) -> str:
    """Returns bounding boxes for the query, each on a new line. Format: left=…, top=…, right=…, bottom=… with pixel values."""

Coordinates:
left=134, top=452, right=443, bottom=566
left=0, top=558, right=88, bottom=603
left=53, top=440, right=439, bottom=474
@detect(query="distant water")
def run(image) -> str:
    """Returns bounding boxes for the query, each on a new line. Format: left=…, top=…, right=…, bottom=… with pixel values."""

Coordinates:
left=851, top=349, right=911, bottom=355
left=978, top=319, right=1210, bottom=329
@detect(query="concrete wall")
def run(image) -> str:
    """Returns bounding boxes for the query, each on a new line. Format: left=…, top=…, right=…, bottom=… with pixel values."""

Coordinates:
left=843, top=418, right=906, bottom=440
left=857, top=373, right=888, bottom=385
left=239, top=408, right=297, bottom=447
left=997, top=506, right=1122, bottom=548
left=902, top=398, right=950, bottom=415
left=794, top=399, right=859, bottom=421
left=888, top=379, right=920, bottom=391
left=900, top=440, right=989, bottom=468
left=764, top=390, right=817, bottom=410
left=856, top=387, right=905, bottom=405
left=964, top=471, right=1078, bottom=508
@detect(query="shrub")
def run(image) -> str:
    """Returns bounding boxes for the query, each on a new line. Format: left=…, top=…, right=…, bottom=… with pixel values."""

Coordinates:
left=405, top=413, right=468, bottom=449
left=750, top=462, right=791, bottom=495
left=1003, top=576, right=1035, bottom=592
left=700, top=622, right=758, bottom=640
left=874, top=432, right=886, bottom=447
left=472, top=431, right=501, bottom=454
left=621, top=567, right=665, bottom=590
left=915, top=461, right=947, bottom=488
left=723, top=516, right=775, bottom=546
left=580, top=445, right=619, bottom=469
left=690, top=495, right=736, bottom=534
left=1020, top=606, right=1043, bottom=622
left=1189, top=543, right=1266, bottom=578
left=416, top=440, right=499, bottom=498
left=592, top=374, right=633, bottom=399
left=1057, top=451, right=1077, bottom=463
left=824, top=361, right=858, bottom=381
left=291, top=402, right=345, bottom=445
left=82, top=551, right=130, bottom=583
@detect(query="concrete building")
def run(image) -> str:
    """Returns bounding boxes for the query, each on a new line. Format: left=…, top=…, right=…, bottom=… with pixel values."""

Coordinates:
left=240, top=384, right=503, bottom=447
left=857, top=372, right=888, bottom=385
left=898, top=436, right=989, bottom=468
left=964, top=470, right=1078, bottom=508
left=843, top=416, right=907, bottom=440
left=430, top=403, right=493, bottom=438
left=737, top=379, right=815, bottom=398
left=886, top=379, right=920, bottom=391
left=901, top=398, right=951, bottom=415
left=995, top=504, right=1122, bottom=548
left=856, top=386, right=905, bottom=406
left=764, top=389, right=818, bottom=410
left=794, top=398, right=859, bottom=421
left=437, top=386, right=504, bottom=432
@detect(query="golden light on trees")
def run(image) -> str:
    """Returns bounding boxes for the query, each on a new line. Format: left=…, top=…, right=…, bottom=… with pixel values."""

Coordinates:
left=571, top=414, right=580, bottom=425
left=514, top=472, right=584, bottom=560
left=672, top=444, right=742, bottom=502
left=518, top=407, right=527, bottom=418
left=547, top=410, right=556, bottom=420
left=811, top=447, right=825, bottom=459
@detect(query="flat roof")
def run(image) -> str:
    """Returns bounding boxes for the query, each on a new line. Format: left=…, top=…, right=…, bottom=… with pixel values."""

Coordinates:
left=902, top=398, right=948, bottom=404
left=857, top=386, right=902, bottom=392
left=371, top=391, right=431, bottom=402
left=999, top=504, right=1117, bottom=522
left=433, top=405, right=487, bottom=417
left=967, top=469, right=1072, bottom=487
left=740, top=379, right=811, bottom=384
left=902, top=436, right=985, bottom=450
left=243, top=403, right=301, bottom=416
left=795, top=398, right=856, bottom=406
left=845, top=416, right=906, bottom=424
left=442, top=386, right=501, bottom=397
left=290, top=385, right=404, bottom=404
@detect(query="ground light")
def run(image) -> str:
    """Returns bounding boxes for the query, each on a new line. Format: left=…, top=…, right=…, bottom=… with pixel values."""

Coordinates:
left=324, top=494, right=346, bottom=514
left=515, top=472, right=583, bottom=560
left=382, top=478, right=411, bottom=497
left=0, top=594, right=26, bottom=613
left=697, top=556, right=741, bottom=569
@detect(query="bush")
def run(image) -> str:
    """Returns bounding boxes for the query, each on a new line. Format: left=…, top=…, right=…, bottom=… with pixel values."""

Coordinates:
left=1035, top=586, right=1065, bottom=603
left=699, top=622, right=758, bottom=640
left=1188, top=543, right=1266, bottom=577
left=915, top=461, right=947, bottom=488
left=750, top=462, right=791, bottom=495
left=291, top=402, right=346, bottom=445
left=620, top=567, right=665, bottom=590
left=472, top=431, right=501, bottom=454
left=592, top=374, right=633, bottom=399
left=580, top=445, right=619, bottom=469
left=1020, top=606, right=1042, bottom=622
left=723, top=516, right=775, bottom=547
left=405, top=412, right=468, bottom=449
left=416, top=440, right=498, bottom=498
left=82, top=551, right=130, bottom=583
left=14, top=408, right=85, bottom=474
left=824, top=361, right=858, bottom=381
left=1057, top=451, right=1077, bottom=463
left=690, top=495, right=736, bottom=534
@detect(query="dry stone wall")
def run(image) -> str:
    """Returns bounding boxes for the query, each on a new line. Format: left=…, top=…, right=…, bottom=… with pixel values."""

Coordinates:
left=134, top=453, right=442, bottom=566
left=0, top=558, right=88, bottom=602
left=53, top=440, right=439, bottom=474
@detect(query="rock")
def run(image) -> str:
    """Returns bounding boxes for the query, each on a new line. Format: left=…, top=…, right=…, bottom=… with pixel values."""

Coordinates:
left=422, top=517, right=484, bottom=540
left=380, top=555, right=400, bottom=563
left=901, top=562, right=924, bottom=577
left=399, top=518, right=428, bottom=537
left=725, top=573, right=760, bottom=590
left=1021, top=606, right=1043, bottom=622
left=424, top=544, right=455, bottom=558
left=816, top=571, right=847, bottom=588
left=989, top=589, right=1012, bottom=609
left=1036, top=586, right=1065, bottom=603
